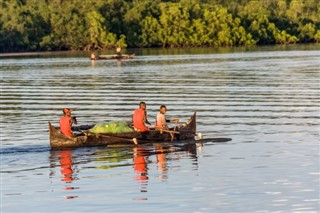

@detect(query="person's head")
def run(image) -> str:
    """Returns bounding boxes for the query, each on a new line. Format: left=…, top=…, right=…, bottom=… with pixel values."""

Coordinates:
left=63, top=108, right=72, bottom=116
left=139, top=102, right=146, bottom=110
left=160, top=105, right=167, bottom=114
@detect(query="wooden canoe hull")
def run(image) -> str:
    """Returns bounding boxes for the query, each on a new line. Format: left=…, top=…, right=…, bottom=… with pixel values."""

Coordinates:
left=90, top=54, right=135, bottom=60
left=49, top=112, right=197, bottom=149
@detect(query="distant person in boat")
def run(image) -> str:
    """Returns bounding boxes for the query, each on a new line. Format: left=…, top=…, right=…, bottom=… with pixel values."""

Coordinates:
left=90, top=53, right=98, bottom=60
left=116, top=46, right=121, bottom=57
left=60, top=108, right=77, bottom=137
left=132, top=102, right=151, bottom=132
left=155, top=105, right=179, bottom=130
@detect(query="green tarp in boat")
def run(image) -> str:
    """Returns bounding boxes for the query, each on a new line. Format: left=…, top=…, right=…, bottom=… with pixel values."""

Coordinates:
left=89, top=121, right=134, bottom=134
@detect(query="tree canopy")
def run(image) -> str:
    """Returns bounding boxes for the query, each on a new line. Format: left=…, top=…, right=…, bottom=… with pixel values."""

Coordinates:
left=1, top=0, right=319, bottom=52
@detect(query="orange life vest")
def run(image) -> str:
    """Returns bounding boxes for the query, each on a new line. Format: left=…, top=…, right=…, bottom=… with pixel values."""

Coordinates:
left=133, top=109, right=149, bottom=132
left=60, top=116, right=72, bottom=137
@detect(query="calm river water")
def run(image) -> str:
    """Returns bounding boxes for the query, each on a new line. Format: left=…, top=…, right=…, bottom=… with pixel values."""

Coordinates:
left=1, top=45, right=319, bottom=213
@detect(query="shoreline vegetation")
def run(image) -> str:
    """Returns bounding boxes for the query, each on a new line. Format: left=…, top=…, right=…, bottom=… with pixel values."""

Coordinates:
left=1, top=0, right=319, bottom=53
left=0, top=44, right=319, bottom=58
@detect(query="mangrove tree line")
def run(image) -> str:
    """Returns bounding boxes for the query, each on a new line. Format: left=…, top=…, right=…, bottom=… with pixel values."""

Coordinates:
left=0, top=0, right=319, bottom=52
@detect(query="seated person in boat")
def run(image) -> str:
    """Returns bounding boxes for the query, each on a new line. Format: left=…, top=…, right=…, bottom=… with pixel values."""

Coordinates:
left=155, top=105, right=179, bottom=130
left=60, top=108, right=77, bottom=137
left=132, top=102, right=151, bottom=132
left=90, top=53, right=98, bottom=60
left=116, top=46, right=122, bottom=57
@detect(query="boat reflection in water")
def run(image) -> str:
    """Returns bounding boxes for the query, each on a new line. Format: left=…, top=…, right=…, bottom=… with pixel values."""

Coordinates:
left=133, top=147, right=149, bottom=194
left=132, top=142, right=198, bottom=198
left=49, top=142, right=199, bottom=199
left=49, top=149, right=79, bottom=199
left=133, top=147, right=149, bottom=181
left=59, top=150, right=74, bottom=183
left=155, top=144, right=168, bottom=180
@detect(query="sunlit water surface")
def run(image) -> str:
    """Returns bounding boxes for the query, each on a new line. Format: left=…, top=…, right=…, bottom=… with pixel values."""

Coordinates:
left=1, top=45, right=319, bottom=213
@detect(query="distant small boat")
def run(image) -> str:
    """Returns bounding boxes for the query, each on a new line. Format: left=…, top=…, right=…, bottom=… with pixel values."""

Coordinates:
left=90, top=54, right=135, bottom=60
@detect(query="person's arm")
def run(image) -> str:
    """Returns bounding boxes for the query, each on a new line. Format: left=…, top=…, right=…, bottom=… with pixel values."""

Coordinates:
left=170, top=118, right=179, bottom=123
left=70, top=116, right=77, bottom=125
left=165, top=116, right=179, bottom=123
left=144, top=111, right=151, bottom=125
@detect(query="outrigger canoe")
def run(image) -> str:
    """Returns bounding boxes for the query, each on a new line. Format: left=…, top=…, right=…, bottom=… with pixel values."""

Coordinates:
left=90, top=54, right=135, bottom=60
left=49, top=112, right=197, bottom=149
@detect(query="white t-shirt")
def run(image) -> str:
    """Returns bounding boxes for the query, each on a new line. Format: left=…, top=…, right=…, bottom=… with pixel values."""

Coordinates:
left=156, top=112, right=167, bottom=128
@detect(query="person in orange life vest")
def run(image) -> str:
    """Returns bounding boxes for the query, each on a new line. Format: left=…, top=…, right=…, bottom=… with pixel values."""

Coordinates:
left=155, top=105, right=179, bottom=130
left=132, top=102, right=151, bottom=132
left=60, top=108, right=77, bottom=137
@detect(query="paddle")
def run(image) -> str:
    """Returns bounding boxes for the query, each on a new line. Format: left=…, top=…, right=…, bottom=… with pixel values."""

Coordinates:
left=195, top=138, right=232, bottom=143
left=158, top=129, right=180, bottom=135
left=170, top=120, right=179, bottom=141
left=156, top=125, right=180, bottom=141
left=85, top=132, right=138, bottom=145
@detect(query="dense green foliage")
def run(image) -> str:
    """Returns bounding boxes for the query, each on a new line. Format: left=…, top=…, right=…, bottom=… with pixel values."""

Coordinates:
left=1, top=0, right=319, bottom=52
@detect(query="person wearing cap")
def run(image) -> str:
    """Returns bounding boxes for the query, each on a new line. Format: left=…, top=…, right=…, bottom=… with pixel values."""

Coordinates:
left=60, top=108, right=77, bottom=137
left=155, top=105, right=179, bottom=130
left=132, top=102, right=151, bottom=132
